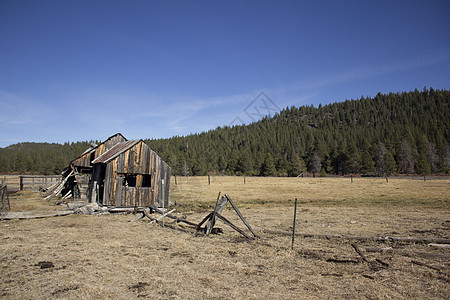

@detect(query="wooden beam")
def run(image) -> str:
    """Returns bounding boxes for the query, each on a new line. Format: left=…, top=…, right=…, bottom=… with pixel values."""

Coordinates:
left=196, top=212, right=213, bottom=230
left=225, top=194, right=259, bottom=238
left=205, top=193, right=225, bottom=235
left=148, top=209, right=176, bottom=224
left=130, top=212, right=145, bottom=222
left=215, top=213, right=254, bottom=240
left=148, top=204, right=198, bottom=227
left=0, top=210, right=74, bottom=220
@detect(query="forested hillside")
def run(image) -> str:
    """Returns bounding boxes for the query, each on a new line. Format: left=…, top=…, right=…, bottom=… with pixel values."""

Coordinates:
left=1, top=88, right=449, bottom=176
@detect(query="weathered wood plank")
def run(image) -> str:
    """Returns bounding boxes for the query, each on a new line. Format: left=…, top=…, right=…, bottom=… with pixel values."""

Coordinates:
left=225, top=194, right=259, bottom=238
left=215, top=213, right=254, bottom=240
left=0, top=210, right=74, bottom=220
left=204, top=194, right=226, bottom=235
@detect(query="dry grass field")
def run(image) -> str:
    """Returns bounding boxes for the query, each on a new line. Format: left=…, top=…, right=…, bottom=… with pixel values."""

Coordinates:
left=1, top=176, right=449, bottom=299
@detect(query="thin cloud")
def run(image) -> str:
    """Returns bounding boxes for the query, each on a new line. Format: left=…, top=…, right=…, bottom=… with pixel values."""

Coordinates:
left=0, top=91, right=54, bottom=125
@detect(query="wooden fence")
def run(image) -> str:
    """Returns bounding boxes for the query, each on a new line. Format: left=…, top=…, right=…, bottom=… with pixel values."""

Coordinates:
left=0, top=175, right=62, bottom=192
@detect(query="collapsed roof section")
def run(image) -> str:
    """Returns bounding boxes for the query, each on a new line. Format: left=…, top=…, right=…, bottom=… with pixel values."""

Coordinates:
left=70, top=133, right=127, bottom=171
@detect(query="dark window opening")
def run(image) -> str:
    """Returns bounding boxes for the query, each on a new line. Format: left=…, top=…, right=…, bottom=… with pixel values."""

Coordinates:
left=123, top=174, right=136, bottom=187
left=142, top=174, right=152, bottom=187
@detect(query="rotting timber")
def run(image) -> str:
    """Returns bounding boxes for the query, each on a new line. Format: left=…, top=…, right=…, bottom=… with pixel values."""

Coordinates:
left=60, top=133, right=171, bottom=209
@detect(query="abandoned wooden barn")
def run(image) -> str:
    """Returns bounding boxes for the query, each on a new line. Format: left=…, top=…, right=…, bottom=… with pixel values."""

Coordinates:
left=61, top=134, right=170, bottom=208
left=91, top=139, right=170, bottom=208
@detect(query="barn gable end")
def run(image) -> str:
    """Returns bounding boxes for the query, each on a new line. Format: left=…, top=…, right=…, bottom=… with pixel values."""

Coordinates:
left=91, top=140, right=170, bottom=208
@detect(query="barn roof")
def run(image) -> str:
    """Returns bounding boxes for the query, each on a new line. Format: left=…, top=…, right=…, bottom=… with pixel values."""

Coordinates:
left=92, top=140, right=141, bottom=164
left=69, top=133, right=128, bottom=165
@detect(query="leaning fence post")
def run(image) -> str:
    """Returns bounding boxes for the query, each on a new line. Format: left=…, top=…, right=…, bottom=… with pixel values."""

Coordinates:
left=291, top=198, right=298, bottom=250
left=19, top=176, right=24, bottom=191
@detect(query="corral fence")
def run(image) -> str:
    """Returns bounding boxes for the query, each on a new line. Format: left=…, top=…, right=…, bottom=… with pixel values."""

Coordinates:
left=0, top=175, right=62, bottom=192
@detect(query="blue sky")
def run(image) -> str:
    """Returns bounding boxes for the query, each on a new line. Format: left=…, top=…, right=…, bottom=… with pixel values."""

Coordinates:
left=1, top=0, right=449, bottom=147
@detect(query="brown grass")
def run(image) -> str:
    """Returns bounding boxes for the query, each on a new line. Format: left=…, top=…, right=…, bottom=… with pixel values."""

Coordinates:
left=1, top=177, right=449, bottom=299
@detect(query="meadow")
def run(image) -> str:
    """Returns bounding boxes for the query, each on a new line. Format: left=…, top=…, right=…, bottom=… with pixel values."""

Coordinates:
left=0, top=176, right=449, bottom=299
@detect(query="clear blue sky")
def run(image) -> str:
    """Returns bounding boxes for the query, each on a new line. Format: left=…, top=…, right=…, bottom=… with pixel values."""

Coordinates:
left=1, top=0, right=449, bottom=147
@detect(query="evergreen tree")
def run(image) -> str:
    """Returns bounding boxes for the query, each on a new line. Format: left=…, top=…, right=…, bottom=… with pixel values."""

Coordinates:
left=360, top=150, right=375, bottom=175
left=384, top=151, right=396, bottom=176
left=260, top=153, right=276, bottom=176
left=416, top=152, right=431, bottom=175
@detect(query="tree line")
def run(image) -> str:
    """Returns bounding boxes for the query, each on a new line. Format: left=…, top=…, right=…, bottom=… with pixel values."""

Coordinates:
left=0, top=87, right=449, bottom=176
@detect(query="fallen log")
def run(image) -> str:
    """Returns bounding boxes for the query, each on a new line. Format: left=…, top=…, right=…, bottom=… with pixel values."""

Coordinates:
left=263, top=229, right=450, bottom=244
left=364, top=247, right=450, bottom=260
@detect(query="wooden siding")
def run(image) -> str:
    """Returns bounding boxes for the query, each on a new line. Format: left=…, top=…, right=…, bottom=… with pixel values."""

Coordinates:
left=99, top=140, right=170, bottom=207
left=72, top=134, right=127, bottom=168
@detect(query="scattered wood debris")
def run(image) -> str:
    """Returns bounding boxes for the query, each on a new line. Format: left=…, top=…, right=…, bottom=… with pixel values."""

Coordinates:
left=197, top=193, right=259, bottom=239
left=0, top=210, right=74, bottom=220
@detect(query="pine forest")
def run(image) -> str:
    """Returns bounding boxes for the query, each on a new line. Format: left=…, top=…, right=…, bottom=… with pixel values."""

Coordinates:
left=1, top=87, right=449, bottom=177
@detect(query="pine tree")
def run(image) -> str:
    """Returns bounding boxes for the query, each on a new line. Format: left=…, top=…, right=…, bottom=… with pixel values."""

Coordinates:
left=260, top=153, right=276, bottom=176
left=416, top=152, right=431, bottom=175
left=384, top=151, right=396, bottom=176
left=360, top=150, right=375, bottom=175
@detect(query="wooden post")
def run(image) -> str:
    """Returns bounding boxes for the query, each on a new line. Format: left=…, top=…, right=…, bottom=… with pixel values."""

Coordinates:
left=244, top=176, right=246, bottom=184
left=291, top=198, right=298, bottom=250
left=423, top=175, right=426, bottom=181
left=1, top=186, right=5, bottom=211
left=385, top=176, right=388, bottom=183
left=19, top=176, right=23, bottom=191
left=161, top=179, right=165, bottom=227
left=208, top=174, right=210, bottom=185
left=351, top=175, right=353, bottom=183
left=205, top=192, right=223, bottom=235
left=174, top=175, right=177, bottom=185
